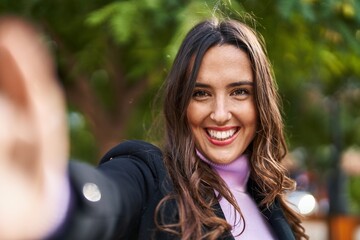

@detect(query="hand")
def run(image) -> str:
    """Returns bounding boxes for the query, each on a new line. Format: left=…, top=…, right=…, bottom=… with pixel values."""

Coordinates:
left=0, top=16, right=68, bottom=239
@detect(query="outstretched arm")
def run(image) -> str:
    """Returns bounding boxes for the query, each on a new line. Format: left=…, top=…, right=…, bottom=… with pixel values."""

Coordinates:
left=0, top=16, right=69, bottom=239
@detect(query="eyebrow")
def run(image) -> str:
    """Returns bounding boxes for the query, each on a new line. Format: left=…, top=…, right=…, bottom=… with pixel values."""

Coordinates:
left=194, top=81, right=254, bottom=88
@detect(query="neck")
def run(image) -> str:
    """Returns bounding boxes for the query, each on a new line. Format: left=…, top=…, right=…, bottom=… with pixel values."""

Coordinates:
left=196, top=150, right=250, bottom=192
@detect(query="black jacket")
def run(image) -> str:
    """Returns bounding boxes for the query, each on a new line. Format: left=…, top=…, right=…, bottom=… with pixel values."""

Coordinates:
left=50, top=140, right=295, bottom=240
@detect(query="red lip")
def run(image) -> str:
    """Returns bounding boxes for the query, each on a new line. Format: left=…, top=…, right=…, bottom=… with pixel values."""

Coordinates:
left=206, top=126, right=237, bottom=131
left=205, top=127, right=239, bottom=146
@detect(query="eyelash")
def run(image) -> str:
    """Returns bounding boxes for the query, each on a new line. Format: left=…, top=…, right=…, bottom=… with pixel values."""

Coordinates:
left=192, top=90, right=210, bottom=98
left=231, top=88, right=250, bottom=96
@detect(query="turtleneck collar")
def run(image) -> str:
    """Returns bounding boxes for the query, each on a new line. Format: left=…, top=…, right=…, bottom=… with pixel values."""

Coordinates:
left=196, top=149, right=250, bottom=192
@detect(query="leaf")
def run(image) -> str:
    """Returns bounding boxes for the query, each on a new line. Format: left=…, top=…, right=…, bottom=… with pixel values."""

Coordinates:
left=276, top=0, right=296, bottom=19
left=86, top=2, right=121, bottom=26
left=320, top=49, right=345, bottom=77
left=110, top=3, right=138, bottom=44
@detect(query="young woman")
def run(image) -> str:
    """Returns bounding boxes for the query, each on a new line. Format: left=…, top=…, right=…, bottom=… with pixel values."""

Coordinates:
left=0, top=17, right=307, bottom=239
left=157, top=19, right=306, bottom=240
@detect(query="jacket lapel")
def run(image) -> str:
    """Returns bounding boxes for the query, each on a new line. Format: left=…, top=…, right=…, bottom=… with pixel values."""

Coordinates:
left=213, top=201, right=235, bottom=240
left=247, top=178, right=295, bottom=240
left=260, top=199, right=296, bottom=240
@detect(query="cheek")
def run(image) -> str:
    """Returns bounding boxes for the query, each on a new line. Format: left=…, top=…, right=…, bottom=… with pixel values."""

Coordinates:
left=186, top=102, right=201, bottom=127
left=249, top=106, right=258, bottom=126
left=186, top=103, right=205, bottom=143
left=243, top=103, right=258, bottom=133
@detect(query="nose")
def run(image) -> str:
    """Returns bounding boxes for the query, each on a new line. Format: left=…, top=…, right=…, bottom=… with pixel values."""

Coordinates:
left=210, top=96, right=232, bottom=124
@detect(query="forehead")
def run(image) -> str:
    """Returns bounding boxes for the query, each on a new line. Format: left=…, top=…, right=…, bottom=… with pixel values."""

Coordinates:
left=195, top=44, right=253, bottom=85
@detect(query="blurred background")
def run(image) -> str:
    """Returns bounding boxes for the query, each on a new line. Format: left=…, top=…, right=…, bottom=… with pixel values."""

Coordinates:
left=1, top=0, right=359, bottom=239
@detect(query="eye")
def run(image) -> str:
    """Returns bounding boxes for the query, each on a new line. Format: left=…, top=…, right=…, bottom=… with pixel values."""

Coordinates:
left=192, top=90, right=210, bottom=99
left=230, top=88, right=250, bottom=96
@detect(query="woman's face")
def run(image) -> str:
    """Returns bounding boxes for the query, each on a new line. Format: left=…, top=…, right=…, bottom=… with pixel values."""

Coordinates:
left=187, top=44, right=257, bottom=164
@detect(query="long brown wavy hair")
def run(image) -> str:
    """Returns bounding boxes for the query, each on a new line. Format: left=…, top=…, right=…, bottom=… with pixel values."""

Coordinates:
left=156, top=18, right=308, bottom=240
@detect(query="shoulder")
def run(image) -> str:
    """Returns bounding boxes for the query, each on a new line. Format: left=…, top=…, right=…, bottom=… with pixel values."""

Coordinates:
left=99, top=140, right=166, bottom=182
left=100, top=140, right=163, bottom=164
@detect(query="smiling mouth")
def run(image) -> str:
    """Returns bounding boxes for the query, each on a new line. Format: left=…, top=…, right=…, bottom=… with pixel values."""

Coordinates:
left=206, top=128, right=239, bottom=141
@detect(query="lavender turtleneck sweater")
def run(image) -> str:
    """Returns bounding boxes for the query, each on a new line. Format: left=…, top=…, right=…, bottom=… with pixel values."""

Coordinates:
left=196, top=150, right=276, bottom=239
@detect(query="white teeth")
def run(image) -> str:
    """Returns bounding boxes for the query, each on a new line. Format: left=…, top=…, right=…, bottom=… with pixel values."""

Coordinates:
left=207, top=129, right=237, bottom=140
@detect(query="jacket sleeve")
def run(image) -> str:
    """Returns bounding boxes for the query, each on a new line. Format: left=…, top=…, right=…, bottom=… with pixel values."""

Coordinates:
left=48, top=140, right=165, bottom=240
